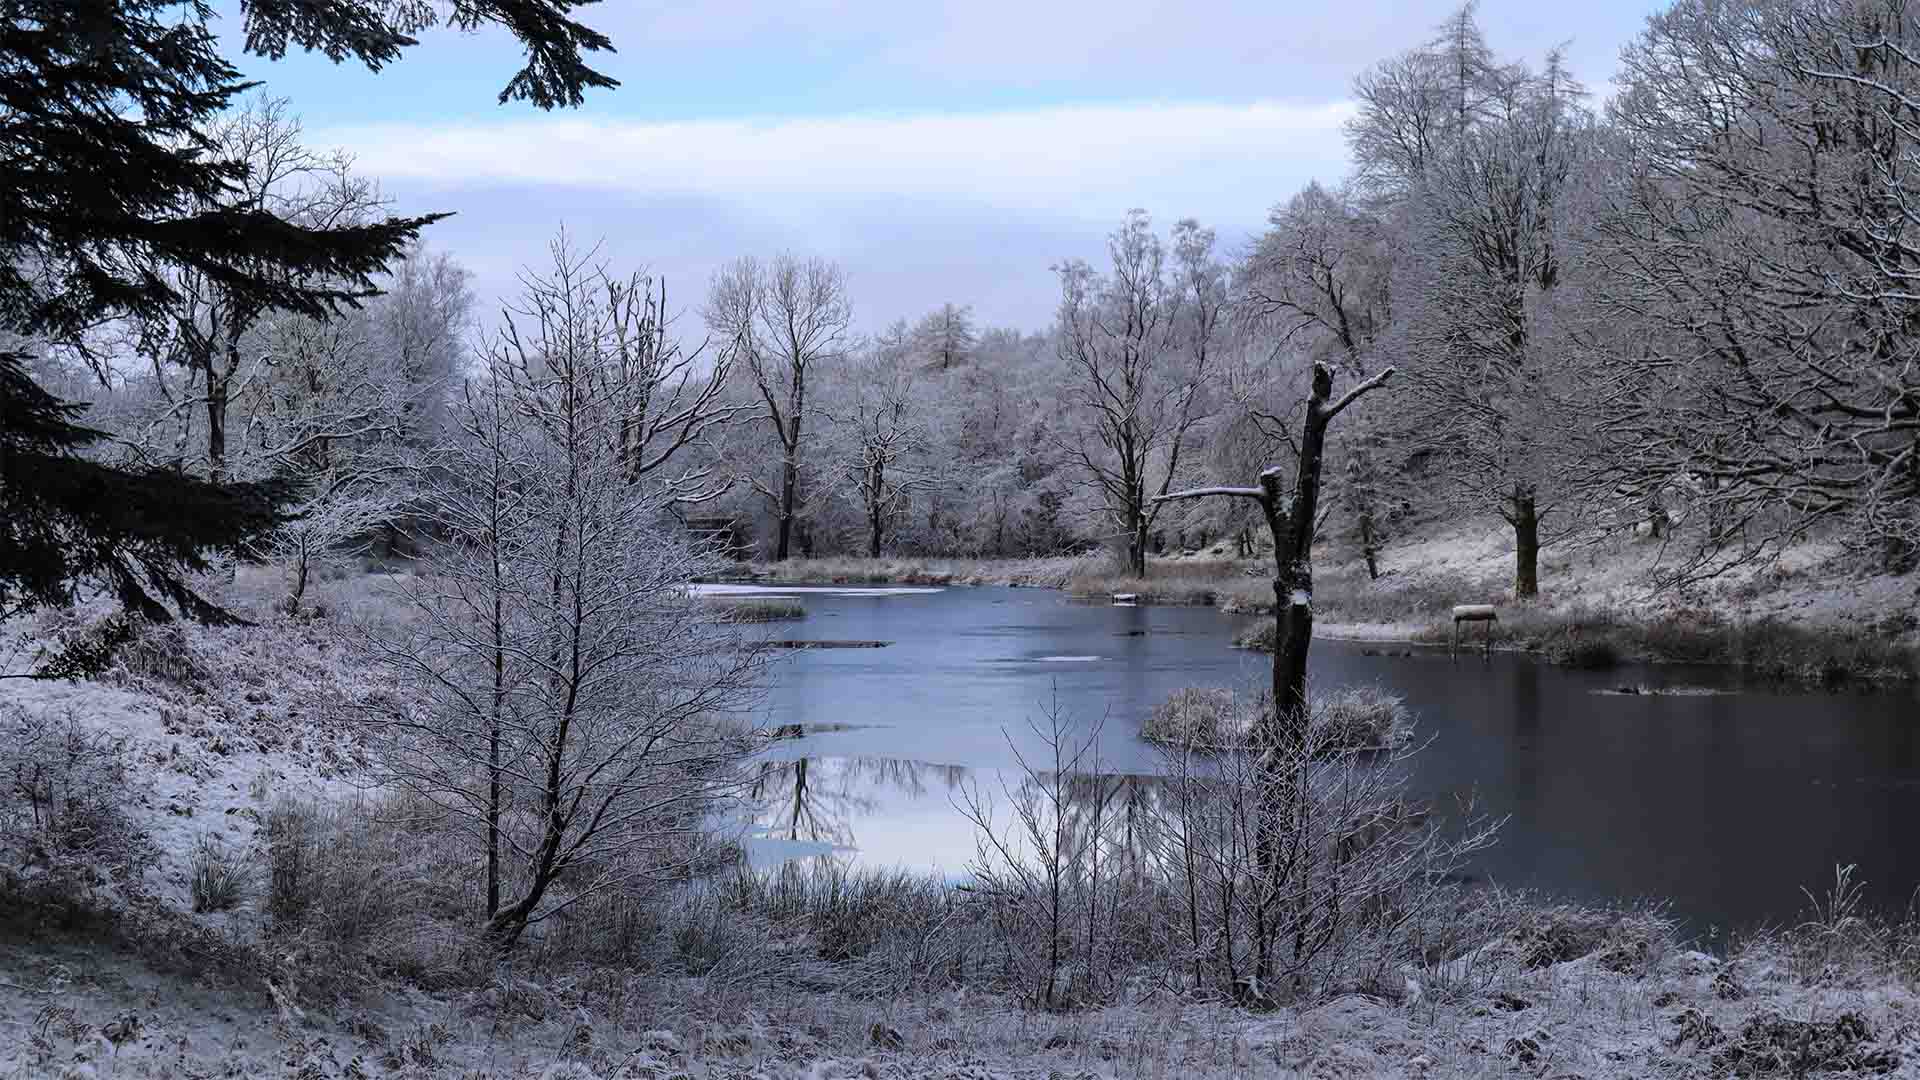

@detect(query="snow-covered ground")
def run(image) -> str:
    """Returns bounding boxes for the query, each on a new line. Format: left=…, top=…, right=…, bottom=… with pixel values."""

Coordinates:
left=1239, top=518, right=1920, bottom=657
left=5, top=563, right=1919, bottom=1078
left=7, top=908, right=1919, bottom=1079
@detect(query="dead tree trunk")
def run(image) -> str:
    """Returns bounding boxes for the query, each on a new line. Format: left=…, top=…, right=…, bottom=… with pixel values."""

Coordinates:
left=1157, top=360, right=1393, bottom=994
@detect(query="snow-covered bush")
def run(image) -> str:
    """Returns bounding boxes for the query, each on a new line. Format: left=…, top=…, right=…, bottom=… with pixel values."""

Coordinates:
left=1315, top=686, right=1414, bottom=751
left=1141, top=686, right=1238, bottom=747
left=262, top=794, right=483, bottom=989
left=0, top=704, right=156, bottom=909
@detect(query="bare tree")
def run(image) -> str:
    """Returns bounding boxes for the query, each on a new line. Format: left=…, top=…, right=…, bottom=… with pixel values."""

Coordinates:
left=159, top=95, right=392, bottom=485
left=370, top=244, right=476, bottom=448
left=1242, top=183, right=1402, bottom=574
left=823, top=347, right=941, bottom=557
left=359, top=239, right=763, bottom=951
left=1243, top=183, right=1392, bottom=372
left=1349, top=8, right=1597, bottom=599
left=705, top=254, right=851, bottom=560
left=1597, top=0, right=1920, bottom=572
left=1160, top=362, right=1393, bottom=749
left=1055, top=211, right=1222, bottom=576
left=1345, top=2, right=1496, bottom=196
left=241, top=250, right=475, bottom=606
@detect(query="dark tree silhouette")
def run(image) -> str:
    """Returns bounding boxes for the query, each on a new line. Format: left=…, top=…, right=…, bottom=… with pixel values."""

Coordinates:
left=0, top=0, right=617, bottom=630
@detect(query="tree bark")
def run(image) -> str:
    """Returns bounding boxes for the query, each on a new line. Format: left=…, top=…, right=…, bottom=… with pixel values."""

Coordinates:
left=1511, top=488, right=1539, bottom=599
left=774, top=364, right=808, bottom=562
left=488, top=581, right=504, bottom=918
left=866, top=459, right=886, bottom=557
left=289, top=549, right=309, bottom=608
left=205, top=368, right=229, bottom=485
left=776, top=444, right=798, bottom=562
left=1129, top=509, right=1149, bottom=578
left=1257, top=362, right=1345, bottom=994
left=1359, top=512, right=1380, bottom=580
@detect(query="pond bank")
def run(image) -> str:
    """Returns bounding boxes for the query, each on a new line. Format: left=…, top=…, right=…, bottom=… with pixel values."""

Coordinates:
left=1236, top=607, right=1918, bottom=687
left=744, top=549, right=1919, bottom=687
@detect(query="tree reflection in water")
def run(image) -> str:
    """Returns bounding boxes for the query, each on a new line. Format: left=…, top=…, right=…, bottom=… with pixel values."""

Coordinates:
left=752, top=720, right=1170, bottom=868
left=750, top=724, right=971, bottom=849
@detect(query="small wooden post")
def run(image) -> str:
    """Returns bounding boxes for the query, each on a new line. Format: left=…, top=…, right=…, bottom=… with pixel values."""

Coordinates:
left=1451, top=604, right=1498, bottom=660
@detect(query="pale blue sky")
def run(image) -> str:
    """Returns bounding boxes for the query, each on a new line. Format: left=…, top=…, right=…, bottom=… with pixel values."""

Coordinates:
left=213, top=1, right=1666, bottom=334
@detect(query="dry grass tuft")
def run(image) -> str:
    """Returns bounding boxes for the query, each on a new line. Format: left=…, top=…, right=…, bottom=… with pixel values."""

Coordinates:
left=1140, top=684, right=1411, bottom=752
left=706, top=597, right=806, bottom=622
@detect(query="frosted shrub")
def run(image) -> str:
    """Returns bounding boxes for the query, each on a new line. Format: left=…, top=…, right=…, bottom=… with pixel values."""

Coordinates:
left=356, top=238, right=765, bottom=954
left=1141, top=687, right=1239, bottom=747
left=1154, top=707, right=1495, bottom=1003
left=707, top=597, right=806, bottom=622
left=1315, top=686, right=1413, bottom=751
left=1142, top=684, right=1411, bottom=752
left=0, top=704, right=155, bottom=907
left=188, top=833, right=248, bottom=913
left=264, top=798, right=318, bottom=926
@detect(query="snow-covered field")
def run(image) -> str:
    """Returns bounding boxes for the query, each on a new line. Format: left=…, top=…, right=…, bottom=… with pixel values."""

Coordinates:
left=1313, top=518, right=1920, bottom=641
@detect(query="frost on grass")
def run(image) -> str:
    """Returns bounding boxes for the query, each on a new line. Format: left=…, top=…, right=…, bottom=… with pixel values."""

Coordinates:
left=1141, top=684, right=1412, bottom=752
left=705, top=596, right=807, bottom=622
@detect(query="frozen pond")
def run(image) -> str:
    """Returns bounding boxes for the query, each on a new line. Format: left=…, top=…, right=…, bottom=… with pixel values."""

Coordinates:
left=736, top=584, right=1920, bottom=934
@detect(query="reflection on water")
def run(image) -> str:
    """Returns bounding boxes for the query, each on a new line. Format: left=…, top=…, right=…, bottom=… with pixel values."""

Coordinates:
left=751, top=735, right=969, bottom=850
left=741, top=584, right=1920, bottom=934
left=748, top=746, right=1173, bottom=874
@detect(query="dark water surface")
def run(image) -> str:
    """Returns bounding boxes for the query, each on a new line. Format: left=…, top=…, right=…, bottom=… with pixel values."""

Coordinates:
left=739, top=584, right=1920, bottom=935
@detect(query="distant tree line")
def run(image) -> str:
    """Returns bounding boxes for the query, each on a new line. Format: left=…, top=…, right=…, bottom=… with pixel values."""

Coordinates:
left=12, top=0, right=1920, bottom=626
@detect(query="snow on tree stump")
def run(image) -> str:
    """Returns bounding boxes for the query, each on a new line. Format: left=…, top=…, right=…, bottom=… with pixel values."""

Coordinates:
left=1451, top=604, right=1498, bottom=659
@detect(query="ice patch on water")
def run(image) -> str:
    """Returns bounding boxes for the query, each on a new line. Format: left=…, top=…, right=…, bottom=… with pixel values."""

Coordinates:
left=689, top=583, right=944, bottom=598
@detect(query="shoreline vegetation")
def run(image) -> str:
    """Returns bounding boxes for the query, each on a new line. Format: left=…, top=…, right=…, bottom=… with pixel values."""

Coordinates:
left=743, top=532, right=1920, bottom=686
left=704, top=596, right=808, bottom=622
left=1142, top=684, right=1413, bottom=752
